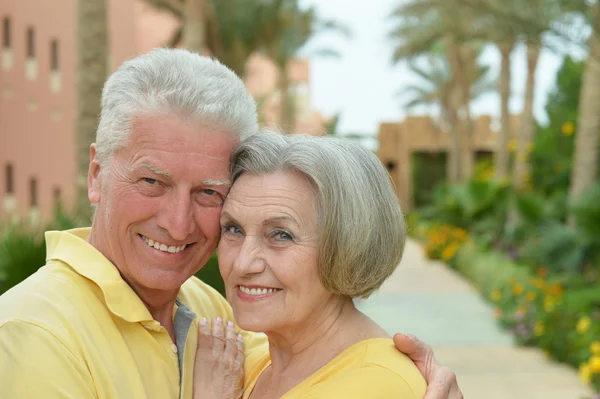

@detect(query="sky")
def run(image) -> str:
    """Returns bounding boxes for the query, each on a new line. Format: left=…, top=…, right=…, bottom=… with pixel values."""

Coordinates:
left=300, top=0, right=584, bottom=148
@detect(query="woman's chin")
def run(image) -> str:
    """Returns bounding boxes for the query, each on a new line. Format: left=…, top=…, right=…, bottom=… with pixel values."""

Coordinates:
left=233, top=313, right=271, bottom=333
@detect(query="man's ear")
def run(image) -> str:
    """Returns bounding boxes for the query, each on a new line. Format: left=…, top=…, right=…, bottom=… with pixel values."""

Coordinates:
left=88, top=144, right=102, bottom=204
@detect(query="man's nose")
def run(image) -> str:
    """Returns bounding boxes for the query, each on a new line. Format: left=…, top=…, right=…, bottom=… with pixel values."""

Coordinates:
left=157, top=190, right=195, bottom=241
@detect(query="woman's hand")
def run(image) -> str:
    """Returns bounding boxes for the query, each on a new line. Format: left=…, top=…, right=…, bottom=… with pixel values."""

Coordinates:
left=193, top=317, right=245, bottom=399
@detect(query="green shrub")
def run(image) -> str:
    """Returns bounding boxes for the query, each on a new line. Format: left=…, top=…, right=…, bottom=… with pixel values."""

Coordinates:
left=195, top=253, right=226, bottom=298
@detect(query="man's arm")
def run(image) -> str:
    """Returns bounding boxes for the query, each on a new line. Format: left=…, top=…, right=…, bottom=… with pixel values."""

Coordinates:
left=0, top=320, right=97, bottom=398
left=393, top=333, right=464, bottom=399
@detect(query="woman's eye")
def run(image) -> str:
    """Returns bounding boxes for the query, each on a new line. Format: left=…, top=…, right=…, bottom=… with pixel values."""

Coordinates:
left=273, top=231, right=294, bottom=241
left=143, top=178, right=158, bottom=185
left=222, top=224, right=241, bottom=235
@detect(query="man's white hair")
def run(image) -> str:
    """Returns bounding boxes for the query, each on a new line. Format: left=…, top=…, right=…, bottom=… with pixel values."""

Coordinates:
left=95, top=48, right=258, bottom=166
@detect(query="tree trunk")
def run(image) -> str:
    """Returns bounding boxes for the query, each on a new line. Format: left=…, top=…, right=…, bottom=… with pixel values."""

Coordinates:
left=495, top=41, right=514, bottom=181
left=457, top=45, right=475, bottom=181
left=444, top=34, right=463, bottom=182
left=568, top=25, right=600, bottom=226
left=75, top=0, right=108, bottom=219
left=512, top=41, right=540, bottom=191
left=278, top=65, right=295, bottom=133
left=183, top=0, right=206, bottom=53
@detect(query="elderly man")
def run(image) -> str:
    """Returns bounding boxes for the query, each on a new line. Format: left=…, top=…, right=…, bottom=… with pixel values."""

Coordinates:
left=0, top=49, right=462, bottom=399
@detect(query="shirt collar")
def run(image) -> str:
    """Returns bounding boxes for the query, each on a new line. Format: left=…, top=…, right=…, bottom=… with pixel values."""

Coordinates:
left=45, top=228, right=155, bottom=323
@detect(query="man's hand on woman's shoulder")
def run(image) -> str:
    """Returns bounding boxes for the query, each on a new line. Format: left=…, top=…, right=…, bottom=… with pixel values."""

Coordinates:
left=393, top=333, right=464, bottom=399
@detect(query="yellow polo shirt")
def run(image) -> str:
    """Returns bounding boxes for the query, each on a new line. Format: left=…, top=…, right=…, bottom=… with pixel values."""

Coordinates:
left=243, top=338, right=427, bottom=398
left=0, top=228, right=267, bottom=399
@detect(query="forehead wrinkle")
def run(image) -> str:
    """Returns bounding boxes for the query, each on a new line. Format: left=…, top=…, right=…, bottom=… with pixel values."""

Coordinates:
left=223, top=196, right=308, bottom=230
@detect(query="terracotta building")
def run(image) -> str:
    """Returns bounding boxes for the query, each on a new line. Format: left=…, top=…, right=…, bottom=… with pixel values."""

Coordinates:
left=0, top=0, right=327, bottom=222
left=378, top=115, right=519, bottom=211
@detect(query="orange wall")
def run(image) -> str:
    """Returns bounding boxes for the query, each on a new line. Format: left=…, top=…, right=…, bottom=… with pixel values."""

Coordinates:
left=0, top=0, right=326, bottom=221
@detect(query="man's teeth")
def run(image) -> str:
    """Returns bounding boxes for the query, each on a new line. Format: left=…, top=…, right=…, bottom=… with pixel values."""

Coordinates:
left=142, top=236, right=187, bottom=254
left=239, top=286, right=279, bottom=296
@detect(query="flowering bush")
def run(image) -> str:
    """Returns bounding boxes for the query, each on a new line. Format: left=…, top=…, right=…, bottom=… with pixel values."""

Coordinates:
left=417, top=222, right=600, bottom=394
left=486, top=266, right=600, bottom=392
left=424, top=223, right=468, bottom=262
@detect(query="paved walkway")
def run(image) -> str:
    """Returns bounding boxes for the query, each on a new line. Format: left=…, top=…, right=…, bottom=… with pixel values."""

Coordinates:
left=356, top=239, right=593, bottom=399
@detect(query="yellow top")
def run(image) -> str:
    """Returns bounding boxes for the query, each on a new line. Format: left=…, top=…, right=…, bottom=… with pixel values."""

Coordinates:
left=0, top=228, right=267, bottom=399
left=243, top=338, right=427, bottom=399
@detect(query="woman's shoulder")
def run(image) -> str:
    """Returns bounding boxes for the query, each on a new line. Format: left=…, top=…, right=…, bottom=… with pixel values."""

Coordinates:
left=307, top=338, right=427, bottom=398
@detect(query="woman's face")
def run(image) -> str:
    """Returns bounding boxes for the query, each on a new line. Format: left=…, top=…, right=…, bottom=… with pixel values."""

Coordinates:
left=217, top=171, right=335, bottom=334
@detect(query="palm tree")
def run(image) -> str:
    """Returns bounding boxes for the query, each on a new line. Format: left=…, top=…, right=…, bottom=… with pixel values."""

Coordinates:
left=259, top=0, right=349, bottom=133
left=400, top=52, right=495, bottom=182
left=145, top=0, right=277, bottom=77
left=75, top=0, right=108, bottom=218
left=568, top=3, right=600, bottom=226
left=183, top=0, right=206, bottom=53
left=389, top=0, right=484, bottom=181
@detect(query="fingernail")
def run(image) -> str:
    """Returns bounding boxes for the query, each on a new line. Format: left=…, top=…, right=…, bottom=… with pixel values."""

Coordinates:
left=200, top=317, right=207, bottom=324
left=216, top=317, right=222, bottom=323
left=237, top=334, right=244, bottom=340
left=227, top=321, right=234, bottom=327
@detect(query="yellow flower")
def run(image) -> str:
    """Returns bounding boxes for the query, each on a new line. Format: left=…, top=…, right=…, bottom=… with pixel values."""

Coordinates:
left=543, top=296, right=555, bottom=313
left=590, top=341, right=600, bottom=355
left=589, top=356, right=600, bottom=373
left=490, top=290, right=502, bottom=302
left=561, top=122, right=575, bottom=136
left=512, top=283, right=524, bottom=296
left=533, top=321, right=545, bottom=337
left=577, top=316, right=591, bottom=334
left=526, top=292, right=537, bottom=302
left=548, top=283, right=564, bottom=297
left=533, top=278, right=546, bottom=290
left=579, top=362, right=591, bottom=383
left=507, top=139, right=517, bottom=152
left=441, top=244, right=458, bottom=261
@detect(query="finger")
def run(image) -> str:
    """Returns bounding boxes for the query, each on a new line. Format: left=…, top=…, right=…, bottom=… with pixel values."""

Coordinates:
left=223, top=321, right=238, bottom=361
left=423, top=367, right=459, bottom=399
left=235, top=333, right=245, bottom=371
left=196, top=317, right=212, bottom=354
left=395, top=333, right=437, bottom=364
left=211, top=317, right=226, bottom=358
left=393, top=333, right=418, bottom=357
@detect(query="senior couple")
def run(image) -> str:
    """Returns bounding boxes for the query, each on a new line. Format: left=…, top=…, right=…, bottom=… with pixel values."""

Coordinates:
left=0, top=49, right=462, bottom=398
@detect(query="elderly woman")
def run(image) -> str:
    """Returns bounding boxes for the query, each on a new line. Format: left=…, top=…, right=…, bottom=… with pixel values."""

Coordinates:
left=195, top=131, right=426, bottom=399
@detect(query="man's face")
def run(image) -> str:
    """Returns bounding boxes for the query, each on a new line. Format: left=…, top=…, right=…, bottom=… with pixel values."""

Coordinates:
left=88, top=114, right=238, bottom=296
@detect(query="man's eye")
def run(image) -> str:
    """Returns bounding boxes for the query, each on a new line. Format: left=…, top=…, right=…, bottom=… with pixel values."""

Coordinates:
left=203, top=189, right=217, bottom=196
left=143, top=178, right=158, bottom=185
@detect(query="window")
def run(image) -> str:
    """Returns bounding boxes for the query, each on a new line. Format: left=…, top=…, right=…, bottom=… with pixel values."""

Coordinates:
left=5, top=163, right=13, bottom=194
left=50, top=39, right=59, bottom=71
left=29, top=177, right=37, bottom=208
left=26, top=27, right=35, bottom=58
left=2, top=17, right=10, bottom=49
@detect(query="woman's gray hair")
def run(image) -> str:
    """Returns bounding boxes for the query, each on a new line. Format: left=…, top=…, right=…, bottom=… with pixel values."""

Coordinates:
left=95, top=48, right=257, bottom=167
left=230, top=132, right=406, bottom=299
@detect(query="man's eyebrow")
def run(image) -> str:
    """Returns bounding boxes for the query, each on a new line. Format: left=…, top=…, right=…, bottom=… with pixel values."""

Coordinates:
left=138, top=163, right=171, bottom=178
left=201, top=179, right=231, bottom=186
